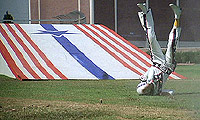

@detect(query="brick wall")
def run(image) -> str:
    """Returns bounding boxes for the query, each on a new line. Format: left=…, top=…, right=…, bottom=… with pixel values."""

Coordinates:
left=30, top=0, right=200, bottom=42
left=31, top=0, right=90, bottom=24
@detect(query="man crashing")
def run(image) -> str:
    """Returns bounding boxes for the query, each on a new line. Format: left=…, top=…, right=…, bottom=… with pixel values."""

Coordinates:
left=136, top=1, right=182, bottom=95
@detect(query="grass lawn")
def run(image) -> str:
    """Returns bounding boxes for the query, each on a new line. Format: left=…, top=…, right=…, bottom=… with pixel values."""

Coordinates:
left=0, top=64, right=200, bottom=120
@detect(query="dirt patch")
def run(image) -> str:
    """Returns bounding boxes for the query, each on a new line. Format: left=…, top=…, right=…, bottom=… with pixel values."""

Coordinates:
left=177, top=63, right=195, bottom=66
left=0, top=97, right=197, bottom=120
left=114, top=105, right=195, bottom=120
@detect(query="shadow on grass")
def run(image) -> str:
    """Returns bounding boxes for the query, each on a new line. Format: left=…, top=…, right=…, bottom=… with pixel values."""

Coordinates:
left=175, top=92, right=200, bottom=96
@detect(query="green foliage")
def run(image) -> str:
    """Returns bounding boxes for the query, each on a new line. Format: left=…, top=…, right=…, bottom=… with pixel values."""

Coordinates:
left=175, top=52, right=200, bottom=64
left=145, top=51, right=200, bottom=64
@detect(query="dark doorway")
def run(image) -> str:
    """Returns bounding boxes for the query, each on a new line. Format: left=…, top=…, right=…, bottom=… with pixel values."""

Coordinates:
left=94, top=0, right=115, bottom=30
left=117, top=0, right=174, bottom=42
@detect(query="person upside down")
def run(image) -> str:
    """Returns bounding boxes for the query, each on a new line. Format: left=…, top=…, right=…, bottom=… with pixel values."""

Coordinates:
left=136, top=2, right=182, bottom=95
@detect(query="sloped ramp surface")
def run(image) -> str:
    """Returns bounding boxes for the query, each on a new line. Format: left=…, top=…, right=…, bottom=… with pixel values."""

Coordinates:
left=0, top=23, right=186, bottom=80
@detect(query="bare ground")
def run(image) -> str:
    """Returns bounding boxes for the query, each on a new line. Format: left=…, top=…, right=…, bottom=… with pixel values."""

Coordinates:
left=0, top=97, right=196, bottom=120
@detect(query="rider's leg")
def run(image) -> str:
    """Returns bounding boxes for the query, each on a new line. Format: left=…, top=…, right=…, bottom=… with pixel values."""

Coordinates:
left=165, top=4, right=182, bottom=72
left=137, top=3, right=165, bottom=65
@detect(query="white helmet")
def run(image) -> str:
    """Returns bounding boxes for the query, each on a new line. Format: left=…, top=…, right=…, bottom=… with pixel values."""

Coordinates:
left=137, top=82, right=153, bottom=95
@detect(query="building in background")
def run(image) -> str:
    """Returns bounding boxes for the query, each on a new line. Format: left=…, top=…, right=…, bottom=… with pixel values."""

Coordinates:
left=0, top=0, right=200, bottom=47
left=0, top=0, right=29, bottom=24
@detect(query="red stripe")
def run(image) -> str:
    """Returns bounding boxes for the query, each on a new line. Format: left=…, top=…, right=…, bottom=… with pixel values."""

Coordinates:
left=6, top=24, right=54, bottom=79
left=0, top=38, right=27, bottom=80
left=0, top=24, right=40, bottom=79
left=92, top=24, right=151, bottom=68
left=168, top=75, right=173, bottom=79
left=74, top=24, right=142, bottom=76
left=83, top=24, right=144, bottom=74
left=100, top=24, right=151, bottom=59
left=171, top=72, right=187, bottom=79
left=14, top=24, right=68, bottom=79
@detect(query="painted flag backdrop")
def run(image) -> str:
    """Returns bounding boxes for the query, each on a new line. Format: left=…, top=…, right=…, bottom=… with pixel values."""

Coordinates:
left=0, top=23, right=186, bottom=80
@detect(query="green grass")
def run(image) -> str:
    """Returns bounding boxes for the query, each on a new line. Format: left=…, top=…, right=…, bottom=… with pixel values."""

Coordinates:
left=0, top=64, right=200, bottom=119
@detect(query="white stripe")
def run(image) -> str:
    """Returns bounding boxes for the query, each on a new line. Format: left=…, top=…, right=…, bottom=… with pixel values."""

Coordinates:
left=23, top=24, right=96, bottom=79
left=2, top=24, right=48, bottom=79
left=56, top=24, right=138, bottom=79
left=78, top=24, right=141, bottom=78
left=0, top=50, right=15, bottom=78
left=82, top=25, right=144, bottom=75
left=95, top=25, right=150, bottom=68
left=87, top=24, right=147, bottom=74
left=98, top=25, right=152, bottom=64
left=170, top=73, right=180, bottom=79
left=52, top=24, right=117, bottom=78
left=0, top=28, right=34, bottom=79
left=12, top=24, right=61, bottom=79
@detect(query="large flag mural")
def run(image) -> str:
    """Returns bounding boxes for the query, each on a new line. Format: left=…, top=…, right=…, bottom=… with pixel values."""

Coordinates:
left=0, top=23, right=186, bottom=80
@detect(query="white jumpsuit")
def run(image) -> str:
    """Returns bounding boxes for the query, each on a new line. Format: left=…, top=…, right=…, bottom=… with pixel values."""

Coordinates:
left=137, top=7, right=181, bottom=95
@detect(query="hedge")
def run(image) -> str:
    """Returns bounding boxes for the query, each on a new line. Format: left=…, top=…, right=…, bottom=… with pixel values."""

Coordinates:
left=175, top=51, right=200, bottom=64
left=145, top=51, right=200, bottom=64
